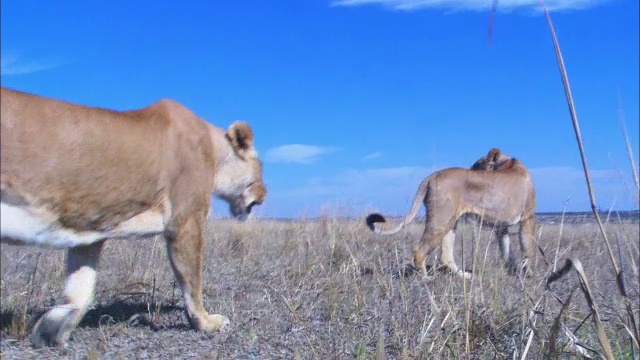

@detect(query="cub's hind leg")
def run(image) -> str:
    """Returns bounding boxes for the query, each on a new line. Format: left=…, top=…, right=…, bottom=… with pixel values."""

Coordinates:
left=32, top=240, right=105, bottom=347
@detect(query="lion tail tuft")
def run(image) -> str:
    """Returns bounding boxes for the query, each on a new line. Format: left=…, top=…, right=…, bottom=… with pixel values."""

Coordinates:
left=365, top=213, right=386, bottom=232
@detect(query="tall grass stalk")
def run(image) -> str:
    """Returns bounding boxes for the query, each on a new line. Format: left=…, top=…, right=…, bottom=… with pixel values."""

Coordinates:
left=547, top=258, right=615, bottom=359
left=617, top=95, right=640, bottom=192
left=552, top=199, right=569, bottom=272
left=539, top=1, right=640, bottom=353
left=540, top=1, right=622, bottom=293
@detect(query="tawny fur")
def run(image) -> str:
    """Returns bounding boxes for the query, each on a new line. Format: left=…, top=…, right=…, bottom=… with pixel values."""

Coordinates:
left=0, top=88, right=267, bottom=347
left=366, top=148, right=536, bottom=278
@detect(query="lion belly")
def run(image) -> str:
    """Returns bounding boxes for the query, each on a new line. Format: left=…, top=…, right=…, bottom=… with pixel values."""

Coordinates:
left=0, top=201, right=166, bottom=248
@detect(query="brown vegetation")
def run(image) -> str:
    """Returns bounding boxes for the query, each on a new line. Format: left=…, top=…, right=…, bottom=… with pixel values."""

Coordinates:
left=1, top=216, right=638, bottom=358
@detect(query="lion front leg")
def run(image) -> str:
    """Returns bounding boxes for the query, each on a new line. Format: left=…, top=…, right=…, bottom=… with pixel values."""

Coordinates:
left=165, top=215, right=229, bottom=332
left=32, top=240, right=104, bottom=347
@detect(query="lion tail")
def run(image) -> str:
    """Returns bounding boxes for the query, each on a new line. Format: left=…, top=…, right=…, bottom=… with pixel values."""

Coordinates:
left=365, top=175, right=430, bottom=235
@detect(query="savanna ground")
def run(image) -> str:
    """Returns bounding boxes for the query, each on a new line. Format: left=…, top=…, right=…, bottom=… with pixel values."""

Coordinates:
left=1, top=214, right=638, bottom=359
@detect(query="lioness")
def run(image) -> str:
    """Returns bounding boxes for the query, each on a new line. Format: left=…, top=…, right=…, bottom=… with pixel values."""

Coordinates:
left=0, top=88, right=267, bottom=347
left=366, top=148, right=536, bottom=278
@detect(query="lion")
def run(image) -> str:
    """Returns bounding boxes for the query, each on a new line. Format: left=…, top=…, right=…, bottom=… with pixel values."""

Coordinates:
left=0, top=88, right=267, bottom=347
left=366, top=148, right=536, bottom=279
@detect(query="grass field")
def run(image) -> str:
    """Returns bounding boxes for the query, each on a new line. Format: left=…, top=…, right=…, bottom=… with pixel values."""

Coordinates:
left=1, top=215, right=638, bottom=359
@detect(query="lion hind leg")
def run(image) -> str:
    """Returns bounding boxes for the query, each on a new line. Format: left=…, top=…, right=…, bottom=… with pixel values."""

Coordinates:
left=439, top=230, right=472, bottom=279
left=414, top=226, right=470, bottom=278
left=413, top=227, right=441, bottom=274
left=32, top=240, right=104, bottom=347
left=518, top=216, right=536, bottom=276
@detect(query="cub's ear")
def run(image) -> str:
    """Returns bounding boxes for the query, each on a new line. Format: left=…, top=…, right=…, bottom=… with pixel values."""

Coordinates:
left=487, top=148, right=501, bottom=162
left=226, top=121, right=255, bottom=158
left=494, top=158, right=517, bottom=171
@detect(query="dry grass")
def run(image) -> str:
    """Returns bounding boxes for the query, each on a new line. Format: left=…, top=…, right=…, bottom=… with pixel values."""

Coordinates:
left=1, top=215, right=638, bottom=359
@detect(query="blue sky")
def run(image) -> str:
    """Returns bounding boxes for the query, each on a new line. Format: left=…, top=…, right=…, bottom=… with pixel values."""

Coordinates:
left=2, top=0, right=638, bottom=218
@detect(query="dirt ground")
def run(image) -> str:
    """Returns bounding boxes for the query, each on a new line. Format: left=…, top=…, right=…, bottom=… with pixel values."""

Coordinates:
left=1, top=216, right=638, bottom=359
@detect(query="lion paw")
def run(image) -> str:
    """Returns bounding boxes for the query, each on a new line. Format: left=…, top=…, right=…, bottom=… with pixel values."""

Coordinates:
left=194, top=313, right=230, bottom=332
left=209, top=314, right=230, bottom=330
left=32, top=307, right=77, bottom=348
left=459, top=270, right=473, bottom=280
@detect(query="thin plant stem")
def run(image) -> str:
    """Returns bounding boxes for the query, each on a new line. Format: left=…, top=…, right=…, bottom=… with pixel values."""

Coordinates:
left=540, top=1, right=624, bottom=296
left=617, top=95, right=640, bottom=192
left=540, top=0, right=640, bottom=353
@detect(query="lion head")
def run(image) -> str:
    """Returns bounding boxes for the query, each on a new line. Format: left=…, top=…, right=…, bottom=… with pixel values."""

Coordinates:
left=216, top=121, right=267, bottom=220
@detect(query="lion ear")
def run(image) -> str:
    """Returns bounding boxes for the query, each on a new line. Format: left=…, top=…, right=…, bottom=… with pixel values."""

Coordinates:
left=487, top=148, right=501, bottom=162
left=226, top=121, right=255, bottom=158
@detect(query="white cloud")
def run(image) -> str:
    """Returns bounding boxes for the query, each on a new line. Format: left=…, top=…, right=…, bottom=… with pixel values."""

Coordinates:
left=330, top=0, right=611, bottom=12
left=1, top=53, right=66, bottom=76
left=362, top=151, right=382, bottom=161
left=264, top=144, right=342, bottom=164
